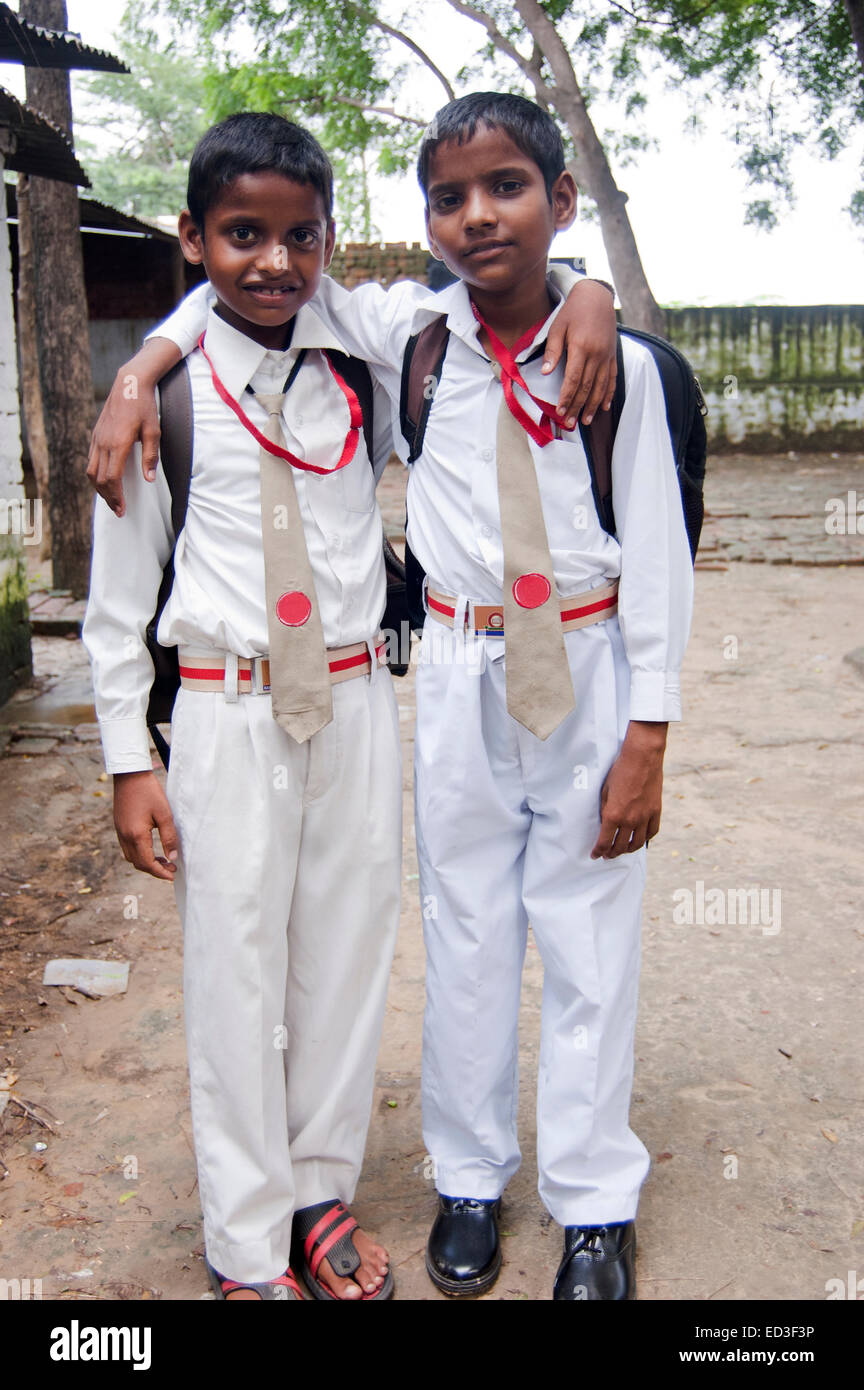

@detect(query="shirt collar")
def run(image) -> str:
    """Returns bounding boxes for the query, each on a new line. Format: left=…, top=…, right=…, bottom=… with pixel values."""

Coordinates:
left=414, top=276, right=564, bottom=362
left=198, top=301, right=348, bottom=400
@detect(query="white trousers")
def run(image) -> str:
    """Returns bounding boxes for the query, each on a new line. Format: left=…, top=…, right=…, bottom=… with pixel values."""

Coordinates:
left=415, top=614, right=650, bottom=1227
left=166, top=667, right=402, bottom=1283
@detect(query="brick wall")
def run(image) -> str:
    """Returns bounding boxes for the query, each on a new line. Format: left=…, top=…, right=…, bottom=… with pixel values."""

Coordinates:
left=329, top=240, right=431, bottom=289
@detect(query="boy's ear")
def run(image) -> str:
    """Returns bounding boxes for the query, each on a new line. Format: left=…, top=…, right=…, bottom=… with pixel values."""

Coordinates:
left=178, top=210, right=205, bottom=265
left=550, top=170, right=578, bottom=233
left=424, top=205, right=444, bottom=262
left=323, top=219, right=336, bottom=271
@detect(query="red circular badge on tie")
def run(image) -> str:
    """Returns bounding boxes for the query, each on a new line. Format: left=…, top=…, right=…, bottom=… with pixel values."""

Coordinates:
left=513, top=573, right=552, bottom=609
left=276, top=591, right=312, bottom=627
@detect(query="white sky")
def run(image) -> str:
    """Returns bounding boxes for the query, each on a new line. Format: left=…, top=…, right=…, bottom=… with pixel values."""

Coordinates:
left=5, top=0, right=863, bottom=305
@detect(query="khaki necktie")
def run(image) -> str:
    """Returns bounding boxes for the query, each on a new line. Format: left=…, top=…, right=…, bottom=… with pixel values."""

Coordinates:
left=492, top=361, right=576, bottom=740
left=255, top=393, right=333, bottom=742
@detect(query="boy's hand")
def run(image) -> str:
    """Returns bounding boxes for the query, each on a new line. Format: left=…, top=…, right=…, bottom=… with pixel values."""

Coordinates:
left=113, top=771, right=179, bottom=880
left=591, top=721, right=668, bottom=859
left=542, top=278, right=617, bottom=429
left=87, top=338, right=182, bottom=517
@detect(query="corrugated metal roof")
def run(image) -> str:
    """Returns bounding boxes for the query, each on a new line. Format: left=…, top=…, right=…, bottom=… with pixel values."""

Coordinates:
left=5, top=181, right=179, bottom=237
left=0, top=3, right=128, bottom=72
left=0, top=85, right=88, bottom=184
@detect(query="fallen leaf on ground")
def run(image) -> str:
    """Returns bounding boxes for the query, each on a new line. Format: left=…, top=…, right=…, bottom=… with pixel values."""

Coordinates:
left=821, top=1129, right=838, bottom=1143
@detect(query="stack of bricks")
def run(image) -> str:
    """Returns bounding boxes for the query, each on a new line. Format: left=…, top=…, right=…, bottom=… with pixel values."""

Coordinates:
left=329, top=241, right=430, bottom=289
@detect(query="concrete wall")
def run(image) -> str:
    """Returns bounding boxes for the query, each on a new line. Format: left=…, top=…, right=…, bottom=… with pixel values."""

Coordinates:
left=664, top=306, right=864, bottom=452
left=0, top=147, right=32, bottom=705
left=88, top=317, right=159, bottom=403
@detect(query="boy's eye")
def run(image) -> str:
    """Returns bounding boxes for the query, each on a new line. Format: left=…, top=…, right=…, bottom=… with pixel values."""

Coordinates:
left=231, top=227, right=257, bottom=243
left=432, top=194, right=460, bottom=213
left=496, top=179, right=523, bottom=195
left=291, top=228, right=319, bottom=246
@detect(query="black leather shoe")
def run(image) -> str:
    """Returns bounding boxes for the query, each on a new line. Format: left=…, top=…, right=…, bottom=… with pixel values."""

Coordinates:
left=553, top=1221, right=636, bottom=1300
left=425, top=1195, right=502, bottom=1296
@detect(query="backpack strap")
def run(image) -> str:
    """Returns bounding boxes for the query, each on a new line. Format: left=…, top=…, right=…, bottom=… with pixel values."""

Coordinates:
left=322, top=350, right=416, bottom=674
left=324, top=349, right=374, bottom=463
left=579, top=333, right=625, bottom=537
left=400, top=316, right=451, bottom=462
left=146, top=360, right=194, bottom=769
left=159, top=359, right=194, bottom=536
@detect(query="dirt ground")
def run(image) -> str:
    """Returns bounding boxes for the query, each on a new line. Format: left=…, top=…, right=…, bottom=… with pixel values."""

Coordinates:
left=1, top=452, right=862, bottom=1302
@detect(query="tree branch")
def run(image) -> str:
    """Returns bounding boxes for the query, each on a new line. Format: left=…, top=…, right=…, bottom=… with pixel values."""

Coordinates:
left=443, top=0, right=557, bottom=104
left=325, top=95, right=429, bottom=127
left=512, top=0, right=591, bottom=118
left=346, top=3, right=456, bottom=100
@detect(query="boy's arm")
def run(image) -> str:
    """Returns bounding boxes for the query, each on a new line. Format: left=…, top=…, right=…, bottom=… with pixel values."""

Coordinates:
left=82, top=447, right=180, bottom=880
left=312, top=274, right=426, bottom=375
left=590, top=344, right=694, bottom=860
left=314, top=271, right=620, bottom=428
left=87, top=282, right=213, bottom=515
left=544, top=267, right=618, bottom=427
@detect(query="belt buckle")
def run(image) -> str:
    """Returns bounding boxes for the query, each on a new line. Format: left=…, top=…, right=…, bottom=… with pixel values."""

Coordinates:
left=251, top=656, right=270, bottom=695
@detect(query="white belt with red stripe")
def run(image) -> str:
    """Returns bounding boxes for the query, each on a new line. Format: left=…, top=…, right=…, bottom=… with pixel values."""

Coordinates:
left=425, top=579, right=619, bottom=637
left=178, top=639, right=386, bottom=698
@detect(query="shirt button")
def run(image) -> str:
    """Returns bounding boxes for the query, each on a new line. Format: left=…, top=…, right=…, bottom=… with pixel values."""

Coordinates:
left=481, top=525, right=493, bottom=539
left=481, top=448, right=493, bottom=462
left=295, top=414, right=304, bottom=426
left=329, top=533, right=342, bottom=550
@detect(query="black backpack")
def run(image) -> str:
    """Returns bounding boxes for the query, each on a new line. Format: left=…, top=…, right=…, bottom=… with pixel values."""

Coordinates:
left=399, top=318, right=708, bottom=631
left=145, top=352, right=411, bottom=768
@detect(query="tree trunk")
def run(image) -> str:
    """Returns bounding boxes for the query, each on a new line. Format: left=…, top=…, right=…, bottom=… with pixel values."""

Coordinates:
left=15, top=174, right=52, bottom=561
left=844, top=0, right=864, bottom=76
left=513, top=0, right=666, bottom=336
left=21, top=0, right=94, bottom=597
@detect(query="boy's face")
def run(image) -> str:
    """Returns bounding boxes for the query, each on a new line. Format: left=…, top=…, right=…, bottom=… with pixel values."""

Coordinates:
left=179, top=171, right=335, bottom=348
left=424, top=123, right=577, bottom=301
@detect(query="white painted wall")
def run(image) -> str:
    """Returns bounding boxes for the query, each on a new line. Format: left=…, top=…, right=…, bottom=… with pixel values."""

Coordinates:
left=0, top=141, right=33, bottom=703
left=0, top=147, right=24, bottom=502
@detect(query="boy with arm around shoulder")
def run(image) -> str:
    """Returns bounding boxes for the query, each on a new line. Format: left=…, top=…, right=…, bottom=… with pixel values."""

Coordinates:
left=88, top=93, right=683, bottom=1300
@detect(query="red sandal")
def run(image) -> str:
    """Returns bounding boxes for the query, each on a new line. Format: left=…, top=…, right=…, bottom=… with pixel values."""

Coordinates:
left=291, top=1200, right=394, bottom=1300
left=206, top=1258, right=304, bottom=1300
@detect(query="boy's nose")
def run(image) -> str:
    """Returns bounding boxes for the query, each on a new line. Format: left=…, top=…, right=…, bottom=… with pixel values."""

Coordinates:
left=462, top=188, right=497, bottom=231
left=254, top=242, right=291, bottom=275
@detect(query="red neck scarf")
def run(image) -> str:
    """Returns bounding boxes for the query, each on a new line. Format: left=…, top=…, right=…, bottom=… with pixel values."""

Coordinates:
left=197, top=333, right=362, bottom=475
left=471, top=301, right=572, bottom=448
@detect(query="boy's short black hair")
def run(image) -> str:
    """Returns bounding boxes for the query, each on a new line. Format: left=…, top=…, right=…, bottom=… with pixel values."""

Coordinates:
left=417, top=92, right=565, bottom=202
left=187, top=112, right=334, bottom=228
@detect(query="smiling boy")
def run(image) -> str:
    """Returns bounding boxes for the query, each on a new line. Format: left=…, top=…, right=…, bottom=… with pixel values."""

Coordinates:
left=83, top=114, right=402, bottom=1300
left=82, top=95, right=650, bottom=1301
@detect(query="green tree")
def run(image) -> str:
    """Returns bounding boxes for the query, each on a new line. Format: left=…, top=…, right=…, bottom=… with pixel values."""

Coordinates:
left=140, top=0, right=862, bottom=329
left=613, top=1, right=864, bottom=230
left=155, top=0, right=672, bottom=332
left=77, top=6, right=209, bottom=218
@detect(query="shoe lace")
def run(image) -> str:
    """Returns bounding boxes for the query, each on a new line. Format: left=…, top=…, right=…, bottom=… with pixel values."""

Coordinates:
left=451, top=1199, right=487, bottom=1213
left=575, top=1226, right=608, bottom=1254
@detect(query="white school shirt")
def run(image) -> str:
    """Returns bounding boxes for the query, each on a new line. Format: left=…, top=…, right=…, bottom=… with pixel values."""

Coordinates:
left=151, top=277, right=694, bottom=721
left=83, top=303, right=391, bottom=773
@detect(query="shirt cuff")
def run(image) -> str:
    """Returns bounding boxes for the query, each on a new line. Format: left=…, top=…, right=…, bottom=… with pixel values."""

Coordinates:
left=98, top=717, right=154, bottom=774
left=628, top=670, right=682, bottom=723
